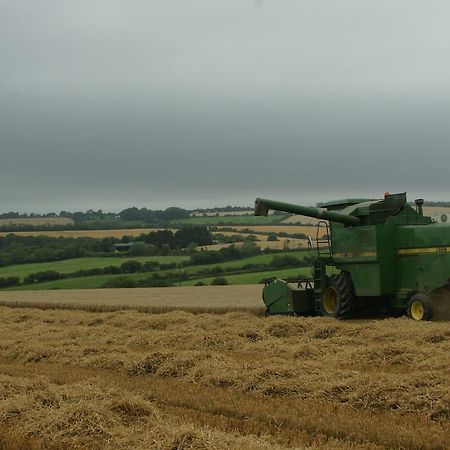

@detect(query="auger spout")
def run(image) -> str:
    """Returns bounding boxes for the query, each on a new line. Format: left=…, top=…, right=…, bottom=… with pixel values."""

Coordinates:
left=254, top=198, right=361, bottom=226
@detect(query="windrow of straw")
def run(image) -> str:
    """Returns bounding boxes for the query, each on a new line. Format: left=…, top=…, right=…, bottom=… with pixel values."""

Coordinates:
left=0, top=306, right=448, bottom=449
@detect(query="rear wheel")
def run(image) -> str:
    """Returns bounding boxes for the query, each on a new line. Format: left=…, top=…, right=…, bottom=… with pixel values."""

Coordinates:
left=407, top=293, right=433, bottom=321
left=320, top=272, right=356, bottom=319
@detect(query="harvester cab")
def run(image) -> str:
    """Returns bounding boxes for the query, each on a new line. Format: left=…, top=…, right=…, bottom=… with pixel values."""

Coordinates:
left=255, top=193, right=450, bottom=321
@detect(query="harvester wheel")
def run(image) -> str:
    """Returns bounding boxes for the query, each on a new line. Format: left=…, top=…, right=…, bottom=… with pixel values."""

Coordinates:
left=320, top=272, right=356, bottom=319
left=407, top=294, right=433, bottom=321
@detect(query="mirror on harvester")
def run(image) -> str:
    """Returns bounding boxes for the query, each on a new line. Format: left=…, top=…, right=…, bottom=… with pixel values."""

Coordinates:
left=441, top=214, right=448, bottom=223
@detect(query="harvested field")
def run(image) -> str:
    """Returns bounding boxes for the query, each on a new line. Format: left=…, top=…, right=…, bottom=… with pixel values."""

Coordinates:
left=0, top=217, right=74, bottom=227
left=0, top=285, right=264, bottom=314
left=225, top=225, right=319, bottom=235
left=203, top=239, right=307, bottom=251
left=423, top=206, right=450, bottom=222
left=192, top=210, right=258, bottom=216
left=0, top=304, right=448, bottom=449
left=213, top=231, right=269, bottom=239
left=282, top=215, right=321, bottom=225
left=1, top=226, right=316, bottom=239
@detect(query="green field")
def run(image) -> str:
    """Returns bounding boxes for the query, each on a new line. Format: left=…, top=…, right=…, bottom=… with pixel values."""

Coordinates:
left=4, top=250, right=309, bottom=291
left=180, top=267, right=312, bottom=286
left=8, top=267, right=312, bottom=290
left=170, top=215, right=286, bottom=226
left=0, top=256, right=189, bottom=281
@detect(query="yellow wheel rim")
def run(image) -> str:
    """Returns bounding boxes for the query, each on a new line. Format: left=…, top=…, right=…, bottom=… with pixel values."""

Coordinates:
left=410, top=300, right=424, bottom=321
left=322, top=287, right=338, bottom=314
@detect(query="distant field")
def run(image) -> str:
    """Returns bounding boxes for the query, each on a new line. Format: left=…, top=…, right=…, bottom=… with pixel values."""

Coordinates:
left=4, top=250, right=307, bottom=290
left=0, top=227, right=177, bottom=238
left=0, top=217, right=74, bottom=227
left=171, top=215, right=285, bottom=226
left=180, top=267, right=311, bottom=286
left=423, top=206, right=450, bottom=222
left=0, top=224, right=314, bottom=239
left=227, top=225, right=319, bottom=235
left=5, top=267, right=310, bottom=291
left=0, top=284, right=262, bottom=311
left=0, top=256, right=189, bottom=281
left=282, top=214, right=321, bottom=224
left=4, top=250, right=310, bottom=291
left=191, top=210, right=257, bottom=217
left=204, top=239, right=308, bottom=251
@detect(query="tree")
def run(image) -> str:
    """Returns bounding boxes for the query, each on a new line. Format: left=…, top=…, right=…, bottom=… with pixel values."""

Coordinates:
left=120, top=260, right=142, bottom=273
left=185, top=242, right=198, bottom=254
left=240, top=241, right=261, bottom=257
left=119, top=207, right=156, bottom=222
left=129, top=242, right=157, bottom=256
left=174, top=226, right=213, bottom=248
left=142, top=230, right=174, bottom=249
left=271, top=255, right=302, bottom=268
left=142, top=261, right=160, bottom=272
left=211, top=277, right=228, bottom=285
left=102, top=276, right=137, bottom=288
left=160, top=243, right=171, bottom=255
left=159, top=207, right=190, bottom=221
left=0, top=276, right=20, bottom=288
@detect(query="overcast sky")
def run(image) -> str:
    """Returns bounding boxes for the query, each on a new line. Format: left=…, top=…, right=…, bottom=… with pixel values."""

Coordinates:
left=1, top=1, right=450, bottom=213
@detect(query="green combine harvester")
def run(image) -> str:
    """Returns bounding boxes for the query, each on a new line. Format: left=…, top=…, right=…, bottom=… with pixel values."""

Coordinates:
left=255, top=193, right=450, bottom=321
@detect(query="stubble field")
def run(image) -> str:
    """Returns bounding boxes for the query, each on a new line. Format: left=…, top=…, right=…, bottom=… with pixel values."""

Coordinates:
left=0, top=286, right=264, bottom=314
left=0, top=217, right=74, bottom=227
left=0, top=285, right=448, bottom=449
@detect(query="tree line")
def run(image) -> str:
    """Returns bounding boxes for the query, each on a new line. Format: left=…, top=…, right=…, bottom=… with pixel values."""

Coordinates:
left=0, top=226, right=213, bottom=267
left=1, top=246, right=310, bottom=290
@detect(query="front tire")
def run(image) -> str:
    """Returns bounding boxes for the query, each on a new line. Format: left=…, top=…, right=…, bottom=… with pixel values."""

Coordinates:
left=407, top=293, right=433, bottom=321
left=320, top=272, right=356, bottom=319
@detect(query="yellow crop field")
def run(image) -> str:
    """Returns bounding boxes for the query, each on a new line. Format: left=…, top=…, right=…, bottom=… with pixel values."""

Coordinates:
left=0, top=293, right=448, bottom=449
left=192, top=210, right=257, bottom=217
left=203, top=238, right=307, bottom=251
left=282, top=214, right=321, bottom=224
left=423, top=206, right=450, bottom=222
left=0, top=217, right=74, bottom=227
left=0, top=285, right=263, bottom=314
left=228, top=225, right=320, bottom=236
left=213, top=231, right=267, bottom=239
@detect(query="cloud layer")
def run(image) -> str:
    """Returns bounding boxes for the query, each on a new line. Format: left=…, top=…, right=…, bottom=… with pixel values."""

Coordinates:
left=1, top=1, right=450, bottom=212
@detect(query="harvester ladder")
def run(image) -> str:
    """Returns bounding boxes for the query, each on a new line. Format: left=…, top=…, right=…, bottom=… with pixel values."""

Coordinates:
left=316, top=220, right=331, bottom=257
left=313, top=258, right=327, bottom=313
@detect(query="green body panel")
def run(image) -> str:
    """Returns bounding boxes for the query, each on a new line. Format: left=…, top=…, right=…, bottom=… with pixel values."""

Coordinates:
left=332, top=224, right=397, bottom=297
left=396, top=224, right=450, bottom=297
left=255, top=193, right=450, bottom=316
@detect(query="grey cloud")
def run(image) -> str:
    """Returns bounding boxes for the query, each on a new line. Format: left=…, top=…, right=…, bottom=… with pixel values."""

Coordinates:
left=1, top=1, right=450, bottom=212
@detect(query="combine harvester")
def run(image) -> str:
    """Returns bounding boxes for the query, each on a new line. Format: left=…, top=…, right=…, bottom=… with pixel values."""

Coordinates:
left=255, top=193, right=450, bottom=321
